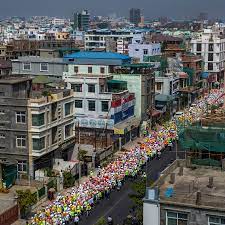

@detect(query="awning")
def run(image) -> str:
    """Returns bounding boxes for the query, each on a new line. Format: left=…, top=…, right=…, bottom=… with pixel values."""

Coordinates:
left=155, top=94, right=174, bottom=102
left=201, top=72, right=209, bottom=79
left=178, top=72, right=188, bottom=79
left=152, top=109, right=161, bottom=117
left=114, top=117, right=141, bottom=135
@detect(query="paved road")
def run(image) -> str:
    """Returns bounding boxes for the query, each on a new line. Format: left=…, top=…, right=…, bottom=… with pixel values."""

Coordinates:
left=74, top=144, right=184, bottom=225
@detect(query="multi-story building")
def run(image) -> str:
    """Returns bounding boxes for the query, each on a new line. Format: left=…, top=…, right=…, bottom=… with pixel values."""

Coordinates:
left=143, top=159, right=225, bottom=225
left=12, top=56, right=68, bottom=81
left=74, top=10, right=90, bottom=31
left=0, top=77, right=32, bottom=180
left=0, top=76, right=75, bottom=179
left=191, top=28, right=225, bottom=82
left=113, top=64, right=155, bottom=121
left=28, top=88, right=75, bottom=178
left=129, top=8, right=141, bottom=26
left=128, top=34, right=161, bottom=62
left=63, top=52, right=140, bottom=164
left=84, top=29, right=145, bottom=51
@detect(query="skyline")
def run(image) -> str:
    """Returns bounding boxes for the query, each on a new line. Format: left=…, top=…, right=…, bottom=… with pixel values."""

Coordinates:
left=0, top=0, right=224, bottom=19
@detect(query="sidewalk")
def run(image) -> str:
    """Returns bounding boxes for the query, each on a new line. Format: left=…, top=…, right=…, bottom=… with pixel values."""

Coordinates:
left=12, top=219, right=27, bottom=225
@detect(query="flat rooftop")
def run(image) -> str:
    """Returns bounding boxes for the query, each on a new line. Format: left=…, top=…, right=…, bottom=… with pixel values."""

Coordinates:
left=158, top=164, right=225, bottom=211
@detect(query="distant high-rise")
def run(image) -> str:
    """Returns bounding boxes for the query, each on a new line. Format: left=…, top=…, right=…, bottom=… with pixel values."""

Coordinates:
left=129, top=8, right=141, bottom=26
left=74, top=10, right=90, bottom=31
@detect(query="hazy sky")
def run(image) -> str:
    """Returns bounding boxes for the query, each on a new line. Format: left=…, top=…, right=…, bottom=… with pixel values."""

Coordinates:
left=0, top=0, right=224, bottom=19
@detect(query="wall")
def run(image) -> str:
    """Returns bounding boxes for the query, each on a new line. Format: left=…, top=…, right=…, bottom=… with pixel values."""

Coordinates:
left=67, top=64, right=109, bottom=76
left=12, top=61, right=66, bottom=80
left=113, top=74, right=142, bottom=118
left=143, top=201, right=160, bottom=225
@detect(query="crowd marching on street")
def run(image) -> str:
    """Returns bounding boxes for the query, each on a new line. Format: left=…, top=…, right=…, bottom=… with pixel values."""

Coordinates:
left=30, top=89, right=224, bottom=225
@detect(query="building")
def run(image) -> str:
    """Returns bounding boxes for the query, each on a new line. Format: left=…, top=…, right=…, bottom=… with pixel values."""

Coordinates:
left=0, top=77, right=32, bottom=181
left=84, top=29, right=144, bottom=52
left=0, top=76, right=75, bottom=179
left=0, top=59, right=12, bottom=76
left=191, top=27, right=225, bottom=82
left=129, top=8, right=141, bottom=26
left=28, top=88, right=75, bottom=178
left=63, top=52, right=140, bottom=165
left=12, top=56, right=68, bottom=81
left=113, top=64, right=155, bottom=121
left=143, top=159, right=225, bottom=225
left=74, top=10, right=90, bottom=31
left=128, top=34, right=161, bottom=62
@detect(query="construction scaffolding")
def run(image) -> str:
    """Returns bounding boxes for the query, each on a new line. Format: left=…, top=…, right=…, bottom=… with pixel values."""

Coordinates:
left=178, top=109, right=225, bottom=152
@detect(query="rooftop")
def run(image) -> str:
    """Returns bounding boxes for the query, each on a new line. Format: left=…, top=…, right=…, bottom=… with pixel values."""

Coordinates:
left=64, top=51, right=131, bottom=60
left=12, top=56, right=65, bottom=64
left=156, top=161, right=225, bottom=211
left=0, top=76, right=32, bottom=84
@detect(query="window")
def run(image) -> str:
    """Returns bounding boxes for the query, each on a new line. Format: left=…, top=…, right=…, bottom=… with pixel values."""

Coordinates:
left=88, top=67, right=92, bottom=73
left=197, top=43, right=202, bottom=51
left=64, top=102, right=73, bottom=116
left=32, top=113, right=45, bottom=126
left=71, top=84, right=82, bottom=92
left=0, top=134, right=5, bottom=138
left=135, top=49, right=139, bottom=51
left=65, top=123, right=73, bottom=138
left=100, top=67, right=105, bottom=74
left=17, top=160, right=27, bottom=172
left=209, top=216, right=225, bottom=225
left=16, top=135, right=26, bottom=148
left=167, top=211, right=188, bottom=225
left=88, top=84, right=95, bottom=93
left=32, top=137, right=45, bottom=150
left=101, top=101, right=109, bottom=112
left=0, top=110, right=5, bottom=114
left=143, top=49, right=148, bottom=55
left=209, top=43, right=214, bottom=52
left=75, top=100, right=83, bottom=108
left=40, top=63, right=48, bottom=71
left=208, top=63, right=213, bottom=71
left=88, top=100, right=95, bottom=111
left=208, top=53, right=214, bottom=61
left=156, top=82, right=162, bottom=91
left=23, top=62, right=31, bottom=71
left=16, top=112, right=26, bottom=124
left=74, top=66, right=79, bottom=73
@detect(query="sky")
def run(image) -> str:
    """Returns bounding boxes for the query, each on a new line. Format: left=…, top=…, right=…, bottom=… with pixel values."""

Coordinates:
left=0, top=0, right=224, bottom=19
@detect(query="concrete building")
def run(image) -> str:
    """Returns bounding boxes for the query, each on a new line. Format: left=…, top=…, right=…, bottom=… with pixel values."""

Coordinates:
left=113, top=64, right=155, bottom=121
left=0, top=77, right=32, bottom=180
left=128, top=34, right=161, bottom=62
left=84, top=29, right=144, bottom=52
left=28, top=88, right=75, bottom=178
left=143, top=159, right=225, bottom=225
left=63, top=52, right=140, bottom=165
left=0, top=76, right=75, bottom=179
left=191, top=27, right=225, bottom=82
left=12, top=56, right=68, bottom=81
left=129, top=8, right=141, bottom=26
left=74, top=10, right=90, bottom=31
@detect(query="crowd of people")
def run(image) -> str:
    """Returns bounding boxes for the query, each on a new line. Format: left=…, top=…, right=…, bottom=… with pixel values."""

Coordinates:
left=30, top=89, right=224, bottom=225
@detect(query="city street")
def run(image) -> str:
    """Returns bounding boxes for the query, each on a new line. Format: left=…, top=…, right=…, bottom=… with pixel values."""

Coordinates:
left=76, top=144, right=184, bottom=225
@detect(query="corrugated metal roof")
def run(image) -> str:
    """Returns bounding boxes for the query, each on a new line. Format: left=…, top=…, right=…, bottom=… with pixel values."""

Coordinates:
left=64, top=51, right=130, bottom=60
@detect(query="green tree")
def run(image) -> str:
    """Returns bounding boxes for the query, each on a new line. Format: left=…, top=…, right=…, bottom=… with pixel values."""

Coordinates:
left=95, top=217, right=107, bottom=225
left=63, top=171, right=75, bottom=188
left=16, top=189, right=37, bottom=218
left=78, top=149, right=88, bottom=161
